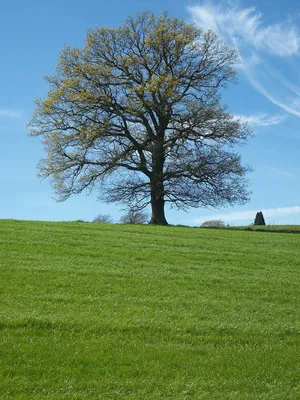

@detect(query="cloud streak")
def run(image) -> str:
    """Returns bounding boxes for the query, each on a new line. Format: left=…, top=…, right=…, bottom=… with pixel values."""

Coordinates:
left=188, top=2, right=300, bottom=118
left=235, top=113, right=285, bottom=126
left=269, top=167, right=294, bottom=178
left=189, top=3, right=300, bottom=56
left=0, top=109, right=22, bottom=118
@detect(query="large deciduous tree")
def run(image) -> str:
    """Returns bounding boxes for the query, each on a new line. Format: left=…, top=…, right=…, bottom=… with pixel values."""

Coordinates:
left=29, top=11, right=252, bottom=225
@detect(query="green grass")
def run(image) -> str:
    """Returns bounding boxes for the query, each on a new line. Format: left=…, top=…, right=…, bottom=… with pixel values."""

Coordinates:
left=0, top=219, right=299, bottom=399
left=228, top=225, right=300, bottom=233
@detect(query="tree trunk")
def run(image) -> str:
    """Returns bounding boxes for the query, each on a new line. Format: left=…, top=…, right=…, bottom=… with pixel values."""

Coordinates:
left=149, top=181, right=168, bottom=225
left=149, top=137, right=168, bottom=225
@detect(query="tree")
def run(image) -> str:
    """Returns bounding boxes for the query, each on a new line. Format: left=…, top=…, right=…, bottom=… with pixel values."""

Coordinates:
left=93, top=214, right=113, bottom=223
left=201, top=219, right=225, bottom=228
left=120, top=209, right=148, bottom=224
left=254, top=211, right=266, bottom=225
left=29, top=11, right=252, bottom=225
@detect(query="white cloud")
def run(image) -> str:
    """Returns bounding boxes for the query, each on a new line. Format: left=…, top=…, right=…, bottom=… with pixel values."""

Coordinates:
left=188, top=2, right=300, bottom=118
left=242, top=68, right=300, bottom=118
left=193, top=206, right=300, bottom=224
left=188, top=4, right=300, bottom=56
left=235, top=113, right=285, bottom=126
left=269, top=167, right=294, bottom=178
left=0, top=109, right=22, bottom=118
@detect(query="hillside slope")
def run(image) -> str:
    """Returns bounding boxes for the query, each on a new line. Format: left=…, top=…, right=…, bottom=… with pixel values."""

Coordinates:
left=0, top=220, right=299, bottom=399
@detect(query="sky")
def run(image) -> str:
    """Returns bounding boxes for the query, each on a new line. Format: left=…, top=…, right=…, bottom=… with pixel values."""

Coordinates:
left=1, top=0, right=300, bottom=226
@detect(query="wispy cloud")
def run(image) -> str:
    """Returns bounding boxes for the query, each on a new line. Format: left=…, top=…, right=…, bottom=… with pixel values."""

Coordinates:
left=242, top=67, right=300, bottom=118
left=0, top=109, right=22, bottom=118
left=188, top=2, right=300, bottom=118
left=269, top=167, right=294, bottom=178
left=235, top=113, right=285, bottom=126
left=193, top=206, right=300, bottom=224
left=189, top=3, right=300, bottom=56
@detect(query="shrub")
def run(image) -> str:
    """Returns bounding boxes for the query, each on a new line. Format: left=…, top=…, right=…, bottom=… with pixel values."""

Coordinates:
left=93, top=214, right=113, bottom=223
left=254, top=211, right=266, bottom=226
left=201, top=219, right=225, bottom=228
left=120, top=210, right=148, bottom=224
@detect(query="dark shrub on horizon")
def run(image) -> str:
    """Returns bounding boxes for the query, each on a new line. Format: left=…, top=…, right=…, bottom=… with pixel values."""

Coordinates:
left=254, top=211, right=266, bottom=225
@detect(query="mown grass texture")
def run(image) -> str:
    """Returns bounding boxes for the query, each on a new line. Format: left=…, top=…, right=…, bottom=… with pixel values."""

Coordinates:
left=0, top=219, right=299, bottom=399
left=230, top=225, right=300, bottom=233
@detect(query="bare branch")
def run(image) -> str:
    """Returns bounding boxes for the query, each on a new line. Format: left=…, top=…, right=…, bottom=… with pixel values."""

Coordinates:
left=29, top=11, right=252, bottom=224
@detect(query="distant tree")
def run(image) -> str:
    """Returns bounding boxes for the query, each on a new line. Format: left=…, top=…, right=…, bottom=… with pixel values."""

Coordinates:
left=93, top=214, right=113, bottom=223
left=120, top=209, right=148, bottom=224
left=254, top=211, right=266, bottom=225
left=29, top=11, right=252, bottom=225
left=201, top=219, right=225, bottom=228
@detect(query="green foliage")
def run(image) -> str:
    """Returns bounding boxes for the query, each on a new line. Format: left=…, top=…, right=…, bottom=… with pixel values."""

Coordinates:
left=1, top=219, right=299, bottom=399
left=29, top=11, right=252, bottom=225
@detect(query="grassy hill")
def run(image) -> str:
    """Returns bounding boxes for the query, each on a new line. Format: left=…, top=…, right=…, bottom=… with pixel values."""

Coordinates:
left=0, top=219, right=299, bottom=399
left=231, top=224, right=300, bottom=233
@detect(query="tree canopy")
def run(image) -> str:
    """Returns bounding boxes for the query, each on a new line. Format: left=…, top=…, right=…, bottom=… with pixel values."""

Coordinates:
left=29, top=11, right=252, bottom=225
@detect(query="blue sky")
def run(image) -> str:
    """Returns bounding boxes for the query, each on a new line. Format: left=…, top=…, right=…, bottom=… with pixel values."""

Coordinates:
left=1, top=0, right=300, bottom=225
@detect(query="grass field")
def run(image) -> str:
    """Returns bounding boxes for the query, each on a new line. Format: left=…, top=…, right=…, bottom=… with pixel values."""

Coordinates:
left=0, top=219, right=299, bottom=399
left=230, top=225, right=300, bottom=233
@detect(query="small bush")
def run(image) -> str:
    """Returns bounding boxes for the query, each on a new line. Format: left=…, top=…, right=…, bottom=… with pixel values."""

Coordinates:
left=201, top=219, right=225, bottom=228
left=254, top=211, right=266, bottom=226
left=93, top=214, right=113, bottom=223
left=120, top=210, right=148, bottom=224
